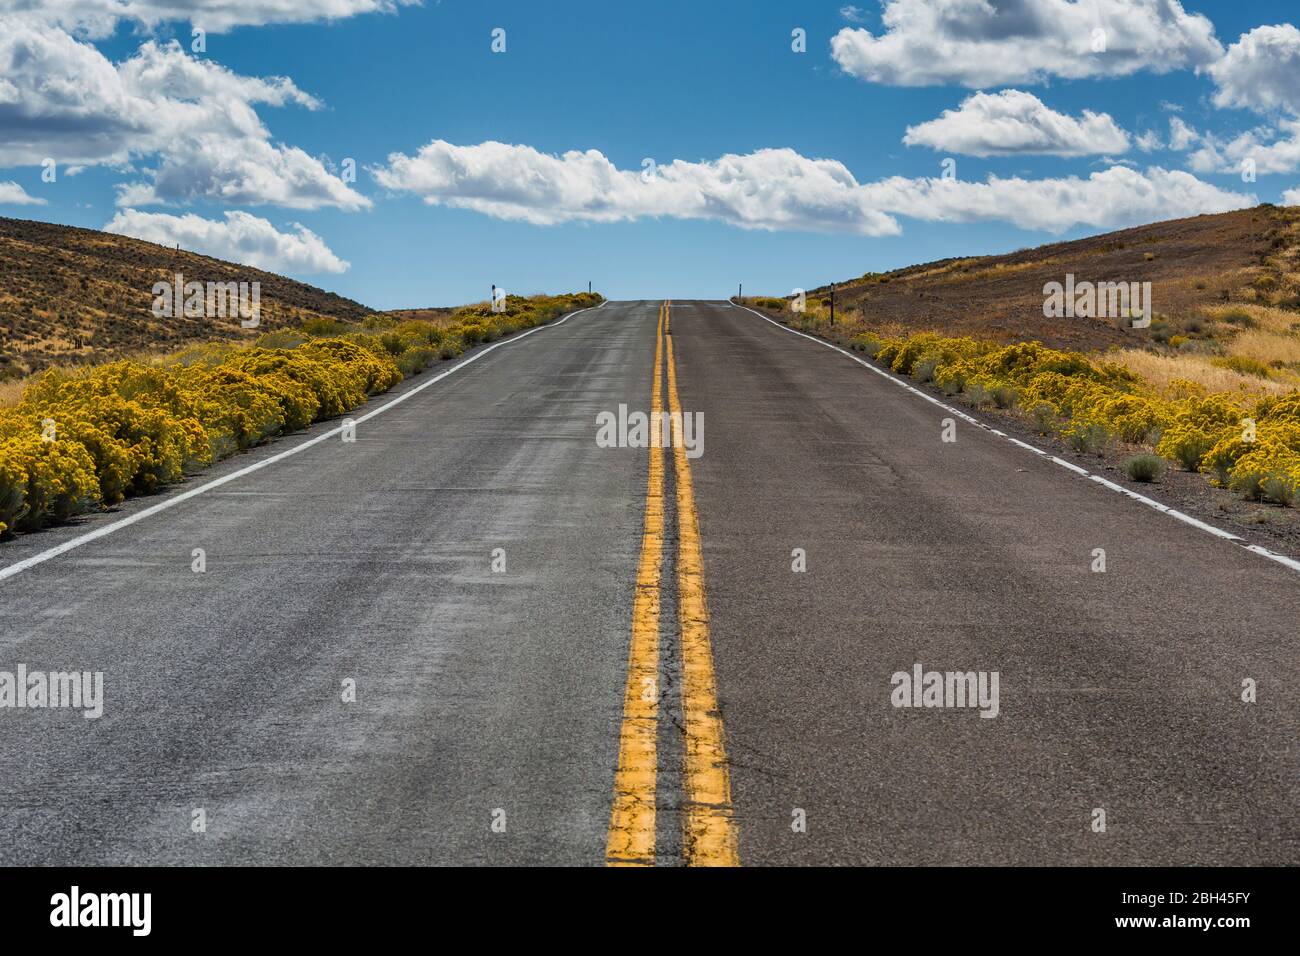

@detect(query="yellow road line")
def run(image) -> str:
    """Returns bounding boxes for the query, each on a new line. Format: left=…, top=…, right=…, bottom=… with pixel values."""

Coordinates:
left=605, top=302, right=666, bottom=866
left=665, top=302, right=740, bottom=867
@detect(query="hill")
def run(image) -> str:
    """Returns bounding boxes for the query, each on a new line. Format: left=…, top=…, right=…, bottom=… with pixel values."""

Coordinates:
left=0, top=217, right=374, bottom=378
left=792, top=204, right=1300, bottom=353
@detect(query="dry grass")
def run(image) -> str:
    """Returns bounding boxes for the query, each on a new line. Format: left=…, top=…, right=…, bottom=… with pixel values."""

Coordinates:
left=948, top=257, right=1062, bottom=283
left=0, top=379, right=26, bottom=408
left=795, top=205, right=1299, bottom=354
left=1109, top=349, right=1293, bottom=397
left=1228, top=328, right=1300, bottom=366
left=0, top=215, right=374, bottom=377
left=1204, top=302, right=1300, bottom=333
left=1196, top=302, right=1300, bottom=367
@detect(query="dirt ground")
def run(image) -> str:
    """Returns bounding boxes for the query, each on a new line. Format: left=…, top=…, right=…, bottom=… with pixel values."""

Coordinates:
left=794, top=205, right=1297, bottom=353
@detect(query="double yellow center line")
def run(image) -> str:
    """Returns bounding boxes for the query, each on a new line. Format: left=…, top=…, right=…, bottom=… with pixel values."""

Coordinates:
left=606, top=301, right=738, bottom=867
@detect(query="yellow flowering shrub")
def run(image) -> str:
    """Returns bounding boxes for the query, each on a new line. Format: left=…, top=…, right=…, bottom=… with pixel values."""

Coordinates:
left=180, top=366, right=287, bottom=457
left=0, top=292, right=601, bottom=538
left=0, top=448, right=23, bottom=536
left=299, top=338, right=403, bottom=396
left=1155, top=393, right=1243, bottom=472
left=16, top=365, right=211, bottom=499
left=1201, top=423, right=1300, bottom=497
left=1097, top=394, right=1170, bottom=444
left=232, top=348, right=358, bottom=421
left=0, top=433, right=99, bottom=535
left=885, top=333, right=946, bottom=376
left=1227, top=446, right=1300, bottom=503
left=854, top=327, right=1300, bottom=506
left=1255, top=393, right=1300, bottom=425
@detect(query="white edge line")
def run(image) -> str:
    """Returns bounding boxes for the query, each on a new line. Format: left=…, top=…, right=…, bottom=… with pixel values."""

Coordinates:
left=727, top=299, right=1300, bottom=577
left=0, top=300, right=609, bottom=583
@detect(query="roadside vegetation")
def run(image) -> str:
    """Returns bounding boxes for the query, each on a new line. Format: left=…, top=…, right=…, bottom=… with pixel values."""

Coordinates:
left=748, top=307, right=1300, bottom=509
left=741, top=208, right=1300, bottom=511
left=0, top=292, right=601, bottom=538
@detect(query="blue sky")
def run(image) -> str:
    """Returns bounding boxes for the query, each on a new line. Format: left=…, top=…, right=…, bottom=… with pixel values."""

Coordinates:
left=1, top=1, right=1298, bottom=308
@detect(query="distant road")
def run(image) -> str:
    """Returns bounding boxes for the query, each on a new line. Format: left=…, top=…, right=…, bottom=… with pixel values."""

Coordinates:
left=0, top=299, right=1295, bottom=865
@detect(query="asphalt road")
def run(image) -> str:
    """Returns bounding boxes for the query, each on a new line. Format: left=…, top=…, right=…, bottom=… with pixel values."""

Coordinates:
left=0, top=298, right=1296, bottom=865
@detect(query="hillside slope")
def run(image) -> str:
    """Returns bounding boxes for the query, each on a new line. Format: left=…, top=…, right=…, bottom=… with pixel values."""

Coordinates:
left=798, top=205, right=1299, bottom=352
left=0, top=217, right=374, bottom=377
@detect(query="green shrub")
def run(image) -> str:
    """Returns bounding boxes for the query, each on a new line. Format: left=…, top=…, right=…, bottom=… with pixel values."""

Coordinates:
left=1159, top=426, right=1217, bottom=471
left=255, top=330, right=309, bottom=350
left=854, top=335, right=884, bottom=358
left=1123, top=454, right=1165, bottom=483
left=396, top=347, right=437, bottom=376
left=1261, top=474, right=1297, bottom=506
left=1029, top=402, right=1057, bottom=435
left=299, top=317, right=353, bottom=337
left=990, top=385, right=1017, bottom=409
left=1211, top=355, right=1271, bottom=378
left=1065, top=420, right=1112, bottom=455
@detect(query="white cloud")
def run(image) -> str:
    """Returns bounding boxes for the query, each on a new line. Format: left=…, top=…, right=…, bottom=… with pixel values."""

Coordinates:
left=1210, top=25, right=1300, bottom=115
left=1168, top=117, right=1200, bottom=151
left=830, top=0, right=1221, bottom=88
left=1134, top=130, right=1162, bottom=152
left=115, top=138, right=367, bottom=210
left=105, top=209, right=349, bottom=273
left=0, top=0, right=418, bottom=36
left=0, top=18, right=367, bottom=210
left=373, top=141, right=904, bottom=236
left=0, top=180, right=44, bottom=204
left=1187, top=119, right=1300, bottom=176
left=903, top=90, right=1129, bottom=157
left=1187, top=29, right=1300, bottom=177
left=839, top=5, right=866, bottom=23
left=373, top=140, right=1253, bottom=236
left=1282, top=187, right=1300, bottom=206
left=860, top=165, right=1251, bottom=232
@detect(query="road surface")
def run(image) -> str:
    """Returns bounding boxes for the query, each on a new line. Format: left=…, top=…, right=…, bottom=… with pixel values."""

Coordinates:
left=0, top=299, right=1296, bottom=865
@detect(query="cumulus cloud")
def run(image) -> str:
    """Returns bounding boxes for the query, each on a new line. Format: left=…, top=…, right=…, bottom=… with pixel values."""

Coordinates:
left=373, top=140, right=1253, bottom=236
left=830, top=0, right=1221, bottom=88
left=903, top=90, right=1129, bottom=157
left=105, top=209, right=349, bottom=273
left=1186, top=119, right=1300, bottom=176
left=1168, top=117, right=1200, bottom=151
left=1189, top=29, right=1300, bottom=176
left=0, top=0, right=418, bottom=36
left=0, top=180, right=45, bottom=204
left=0, top=18, right=367, bottom=210
left=1210, top=25, right=1300, bottom=115
left=1134, top=130, right=1162, bottom=152
left=115, top=138, right=368, bottom=209
left=373, top=141, right=904, bottom=236
left=859, top=165, right=1251, bottom=232
left=1282, top=187, right=1300, bottom=206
